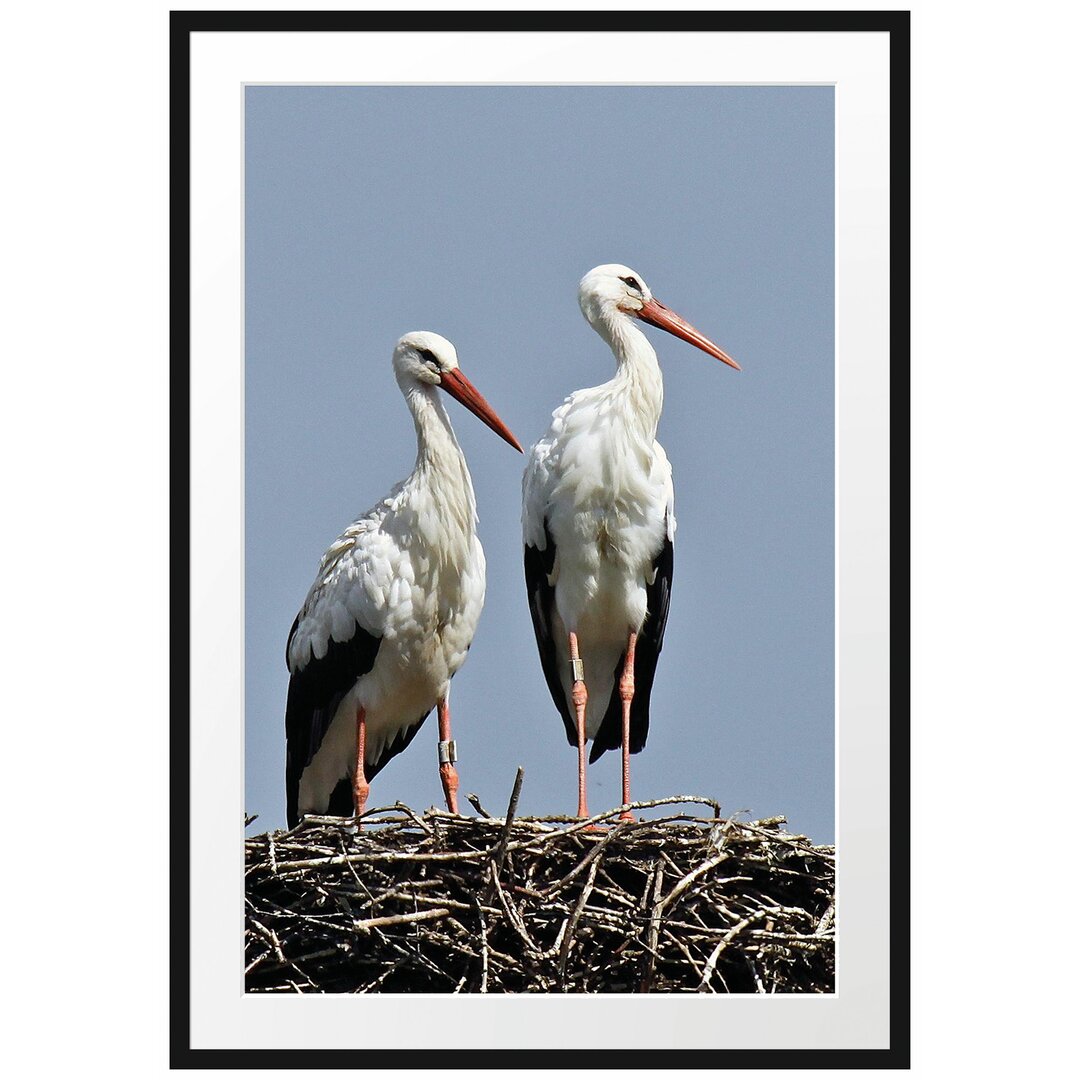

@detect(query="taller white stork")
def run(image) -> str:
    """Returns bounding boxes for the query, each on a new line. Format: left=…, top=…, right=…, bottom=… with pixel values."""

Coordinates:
left=522, top=265, right=740, bottom=820
left=285, top=331, right=522, bottom=828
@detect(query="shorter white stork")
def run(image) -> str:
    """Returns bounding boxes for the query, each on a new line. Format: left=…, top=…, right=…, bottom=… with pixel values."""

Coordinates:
left=523, top=265, right=739, bottom=821
left=285, top=331, right=522, bottom=827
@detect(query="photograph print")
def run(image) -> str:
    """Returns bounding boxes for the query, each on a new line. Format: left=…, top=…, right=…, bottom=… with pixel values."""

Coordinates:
left=243, top=82, right=837, bottom=997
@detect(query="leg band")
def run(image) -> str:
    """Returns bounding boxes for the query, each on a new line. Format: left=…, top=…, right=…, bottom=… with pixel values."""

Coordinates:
left=438, top=739, right=458, bottom=765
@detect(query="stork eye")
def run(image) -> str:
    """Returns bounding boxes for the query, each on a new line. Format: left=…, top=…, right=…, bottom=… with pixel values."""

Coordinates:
left=620, top=275, right=643, bottom=293
left=418, top=348, right=441, bottom=372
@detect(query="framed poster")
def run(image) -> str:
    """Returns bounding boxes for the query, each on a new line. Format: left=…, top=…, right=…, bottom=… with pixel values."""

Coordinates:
left=172, top=8, right=908, bottom=1068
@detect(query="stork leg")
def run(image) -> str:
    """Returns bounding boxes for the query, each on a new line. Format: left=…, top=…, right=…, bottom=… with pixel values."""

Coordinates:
left=437, top=696, right=460, bottom=815
left=353, top=706, right=370, bottom=822
left=568, top=631, right=591, bottom=820
left=618, top=632, right=638, bottom=822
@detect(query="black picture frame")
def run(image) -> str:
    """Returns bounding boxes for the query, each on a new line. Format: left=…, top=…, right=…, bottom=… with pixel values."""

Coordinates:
left=171, top=8, right=909, bottom=1069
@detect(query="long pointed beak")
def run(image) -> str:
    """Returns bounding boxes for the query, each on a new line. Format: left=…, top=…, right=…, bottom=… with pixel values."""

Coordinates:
left=439, top=368, right=523, bottom=452
left=637, top=297, right=741, bottom=371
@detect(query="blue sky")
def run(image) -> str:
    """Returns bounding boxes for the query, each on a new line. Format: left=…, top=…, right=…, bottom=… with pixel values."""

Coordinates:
left=245, top=85, right=835, bottom=841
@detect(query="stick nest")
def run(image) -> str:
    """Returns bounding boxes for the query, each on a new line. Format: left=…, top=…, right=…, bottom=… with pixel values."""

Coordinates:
left=245, top=793, right=834, bottom=994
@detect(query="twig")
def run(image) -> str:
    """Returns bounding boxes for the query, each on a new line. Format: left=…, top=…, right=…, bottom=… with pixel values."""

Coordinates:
left=354, top=909, right=450, bottom=932
left=483, top=766, right=525, bottom=903
left=557, top=848, right=603, bottom=989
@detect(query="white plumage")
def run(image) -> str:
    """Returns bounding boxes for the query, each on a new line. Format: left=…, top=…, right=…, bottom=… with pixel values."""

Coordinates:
left=522, top=265, right=739, bottom=818
left=522, top=342, right=675, bottom=737
left=286, top=331, right=521, bottom=826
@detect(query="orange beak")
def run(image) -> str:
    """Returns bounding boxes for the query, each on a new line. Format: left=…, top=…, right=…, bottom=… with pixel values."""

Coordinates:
left=439, top=368, right=523, bottom=452
left=637, top=297, right=741, bottom=371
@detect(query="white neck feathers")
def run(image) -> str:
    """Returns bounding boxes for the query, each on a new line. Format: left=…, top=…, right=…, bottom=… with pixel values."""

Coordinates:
left=591, top=310, right=664, bottom=438
left=403, top=384, right=478, bottom=528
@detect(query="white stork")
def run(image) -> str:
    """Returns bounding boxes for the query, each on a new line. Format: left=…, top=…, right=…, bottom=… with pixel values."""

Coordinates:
left=285, top=331, right=522, bottom=827
left=522, top=265, right=740, bottom=820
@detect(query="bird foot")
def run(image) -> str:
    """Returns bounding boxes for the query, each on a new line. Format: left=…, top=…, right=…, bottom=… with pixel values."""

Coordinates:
left=440, top=763, right=460, bottom=815
left=352, top=781, right=370, bottom=828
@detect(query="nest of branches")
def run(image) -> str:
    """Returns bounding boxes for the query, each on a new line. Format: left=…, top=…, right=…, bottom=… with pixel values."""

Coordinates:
left=245, top=783, right=834, bottom=994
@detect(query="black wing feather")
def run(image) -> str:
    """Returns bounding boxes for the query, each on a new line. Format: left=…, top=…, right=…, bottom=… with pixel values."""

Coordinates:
left=524, top=520, right=577, bottom=747
left=285, top=614, right=382, bottom=827
left=589, top=534, right=674, bottom=763
left=367, top=709, right=431, bottom=781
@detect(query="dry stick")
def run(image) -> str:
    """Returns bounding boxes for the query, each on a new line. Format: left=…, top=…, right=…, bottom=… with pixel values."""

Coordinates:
left=814, top=902, right=836, bottom=936
left=657, top=852, right=731, bottom=916
left=640, top=861, right=665, bottom=992
left=489, top=865, right=542, bottom=960
left=745, top=955, right=767, bottom=994
left=462, top=767, right=526, bottom=991
left=557, top=849, right=603, bottom=989
left=542, top=819, right=628, bottom=898
left=475, top=899, right=490, bottom=993
left=392, top=801, right=435, bottom=835
left=273, top=848, right=492, bottom=871
left=485, top=766, right=525, bottom=901
left=698, top=908, right=774, bottom=977
left=663, top=926, right=708, bottom=985
left=245, top=947, right=271, bottom=976
left=382, top=891, right=501, bottom=917
left=736, top=820, right=836, bottom=860
left=523, top=793, right=723, bottom=823
left=249, top=918, right=286, bottom=964
left=359, top=956, right=411, bottom=993
left=699, top=939, right=726, bottom=991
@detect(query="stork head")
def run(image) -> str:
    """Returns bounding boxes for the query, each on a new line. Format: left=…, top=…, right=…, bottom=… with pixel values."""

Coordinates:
left=578, top=263, right=656, bottom=323
left=394, top=331, right=522, bottom=451
left=394, top=331, right=461, bottom=387
left=578, top=264, right=740, bottom=371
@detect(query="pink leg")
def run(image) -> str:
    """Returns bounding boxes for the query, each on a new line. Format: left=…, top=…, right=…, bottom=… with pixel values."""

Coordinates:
left=437, top=697, right=460, bottom=814
left=353, top=706, right=370, bottom=823
left=568, top=632, right=591, bottom=820
left=618, top=633, right=638, bottom=822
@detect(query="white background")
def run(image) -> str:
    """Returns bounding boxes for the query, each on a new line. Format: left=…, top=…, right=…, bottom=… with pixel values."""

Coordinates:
left=2, top=0, right=1076, bottom=1077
